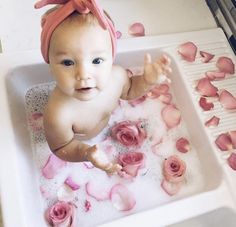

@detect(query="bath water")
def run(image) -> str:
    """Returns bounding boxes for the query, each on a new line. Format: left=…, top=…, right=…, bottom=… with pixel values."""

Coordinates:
left=25, top=81, right=204, bottom=227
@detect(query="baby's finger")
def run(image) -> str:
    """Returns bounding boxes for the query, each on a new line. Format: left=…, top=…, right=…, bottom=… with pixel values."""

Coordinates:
left=144, top=53, right=152, bottom=65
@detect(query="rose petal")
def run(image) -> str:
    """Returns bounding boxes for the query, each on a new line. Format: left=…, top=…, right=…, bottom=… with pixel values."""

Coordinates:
left=42, top=154, right=67, bottom=179
left=229, top=131, right=236, bottom=149
left=204, top=115, right=220, bottom=127
left=176, top=137, right=191, bottom=153
left=215, top=133, right=233, bottom=151
left=216, top=56, right=235, bottom=74
left=205, top=71, right=226, bottom=81
left=199, top=51, right=215, bottom=63
left=158, top=93, right=172, bottom=104
left=128, top=95, right=147, bottom=107
left=199, top=97, right=214, bottom=111
left=196, top=78, right=218, bottom=97
left=64, top=176, right=80, bottom=191
left=109, top=184, right=136, bottom=211
left=129, top=22, right=145, bottom=37
left=161, top=179, right=182, bottom=196
left=118, top=152, right=145, bottom=178
left=178, top=42, right=197, bottom=62
left=228, top=153, right=236, bottom=170
left=219, top=90, right=236, bottom=110
left=116, top=31, right=122, bottom=39
left=84, top=200, right=91, bottom=212
left=85, top=182, right=110, bottom=201
left=161, top=104, right=181, bottom=129
left=147, top=84, right=170, bottom=99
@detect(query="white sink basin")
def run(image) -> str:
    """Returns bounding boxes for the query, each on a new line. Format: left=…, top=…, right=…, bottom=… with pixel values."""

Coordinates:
left=0, top=28, right=236, bottom=227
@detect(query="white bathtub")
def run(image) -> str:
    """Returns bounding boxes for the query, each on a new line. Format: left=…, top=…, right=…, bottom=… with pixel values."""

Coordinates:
left=1, top=28, right=236, bottom=227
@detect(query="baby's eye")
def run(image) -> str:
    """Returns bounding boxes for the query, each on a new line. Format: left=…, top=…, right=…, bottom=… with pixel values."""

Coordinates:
left=92, top=58, right=104, bottom=65
left=61, top=59, right=74, bottom=66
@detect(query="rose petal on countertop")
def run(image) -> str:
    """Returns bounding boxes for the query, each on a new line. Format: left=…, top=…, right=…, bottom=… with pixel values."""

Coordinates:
left=176, top=137, right=191, bottom=153
left=177, top=42, right=197, bottom=62
left=85, top=182, right=110, bottom=201
left=161, top=179, right=182, bottom=196
left=199, top=97, right=214, bottom=111
left=109, top=184, right=136, bottom=211
left=42, top=154, right=67, bottom=179
left=161, top=104, right=181, bottom=129
left=216, top=56, right=235, bottom=74
left=199, top=51, right=215, bottom=63
left=228, top=153, right=236, bottom=170
left=64, top=176, right=80, bottom=191
left=205, top=71, right=226, bottom=81
left=219, top=90, right=236, bottom=110
left=84, top=200, right=92, bottom=212
left=129, top=22, right=145, bottom=37
left=196, top=78, right=218, bottom=97
left=204, top=115, right=220, bottom=127
left=229, top=131, right=236, bottom=149
left=116, top=31, right=122, bottom=39
left=215, top=133, right=233, bottom=151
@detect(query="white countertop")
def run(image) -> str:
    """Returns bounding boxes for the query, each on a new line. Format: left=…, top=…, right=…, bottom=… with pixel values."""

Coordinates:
left=0, top=0, right=217, bottom=53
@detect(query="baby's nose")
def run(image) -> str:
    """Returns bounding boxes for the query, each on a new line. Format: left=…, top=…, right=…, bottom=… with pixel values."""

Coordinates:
left=75, top=65, right=90, bottom=80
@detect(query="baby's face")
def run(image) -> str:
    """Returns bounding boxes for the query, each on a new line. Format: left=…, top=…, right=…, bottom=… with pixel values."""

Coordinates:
left=48, top=19, right=113, bottom=101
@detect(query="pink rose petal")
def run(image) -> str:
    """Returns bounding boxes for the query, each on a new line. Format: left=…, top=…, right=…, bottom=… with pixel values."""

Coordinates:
left=199, top=51, right=214, bottom=63
left=219, top=90, right=236, bottom=110
left=161, top=104, right=181, bottom=129
left=129, top=22, right=145, bottom=37
left=147, top=84, right=170, bottom=99
left=178, top=42, right=197, bottom=62
left=42, top=154, right=66, bottom=179
left=204, top=115, right=220, bottom=127
left=228, top=153, right=236, bottom=170
left=116, top=31, right=122, bottom=39
left=205, top=71, right=226, bottom=81
left=83, top=162, right=94, bottom=169
left=84, top=200, right=91, bottom=212
left=229, top=131, right=236, bottom=149
left=109, top=184, right=136, bottom=211
left=158, top=93, right=172, bottom=104
left=161, top=179, right=182, bottom=196
left=196, top=78, right=218, bottom=97
left=85, top=182, right=110, bottom=201
left=215, top=133, right=233, bottom=151
left=118, top=151, right=145, bottom=178
left=199, top=97, right=214, bottom=111
left=176, top=137, right=191, bottom=153
left=128, top=95, right=147, bottom=107
left=216, top=56, right=235, bottom=74
left=64, top=176, right=80, bottom=191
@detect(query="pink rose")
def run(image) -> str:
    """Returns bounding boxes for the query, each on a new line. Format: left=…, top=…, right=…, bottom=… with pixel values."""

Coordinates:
left=118, top=151, right=145, bottom=178
left=45, top=201, right=77, bottom=227
left=111, top=120, right=147, bottom=147
left=163, top=155, right=186, bottom=183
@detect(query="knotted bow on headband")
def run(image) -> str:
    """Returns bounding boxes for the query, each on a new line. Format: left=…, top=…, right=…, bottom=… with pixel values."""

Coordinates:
left=34, top=0, right=117, bottom=63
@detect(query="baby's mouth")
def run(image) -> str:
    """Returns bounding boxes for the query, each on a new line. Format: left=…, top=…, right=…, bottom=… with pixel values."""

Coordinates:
left=76, top=87, right=93, bottom=93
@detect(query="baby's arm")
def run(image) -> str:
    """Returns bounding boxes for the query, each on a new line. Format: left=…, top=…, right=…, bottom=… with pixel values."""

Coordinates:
left=43, top=109, right=121, bottom=174
left=121, top=54, right=171, bottom=100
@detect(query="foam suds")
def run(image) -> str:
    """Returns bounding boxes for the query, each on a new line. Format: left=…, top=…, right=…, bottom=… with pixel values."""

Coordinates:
left=25, top=81, right=205, bottom=227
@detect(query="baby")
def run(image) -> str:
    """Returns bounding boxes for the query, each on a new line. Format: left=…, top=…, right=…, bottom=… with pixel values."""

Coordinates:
left=35, top=0, right=171, bottom=174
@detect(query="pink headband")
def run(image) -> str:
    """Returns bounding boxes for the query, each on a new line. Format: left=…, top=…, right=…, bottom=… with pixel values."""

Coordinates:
left=34, top=0, right=117, bottom=63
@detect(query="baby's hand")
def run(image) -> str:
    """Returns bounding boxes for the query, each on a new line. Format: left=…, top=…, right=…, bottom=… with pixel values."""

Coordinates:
left=86, top=145, right=122, bottom=174
left=143, top=54, right=172, bottom=85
